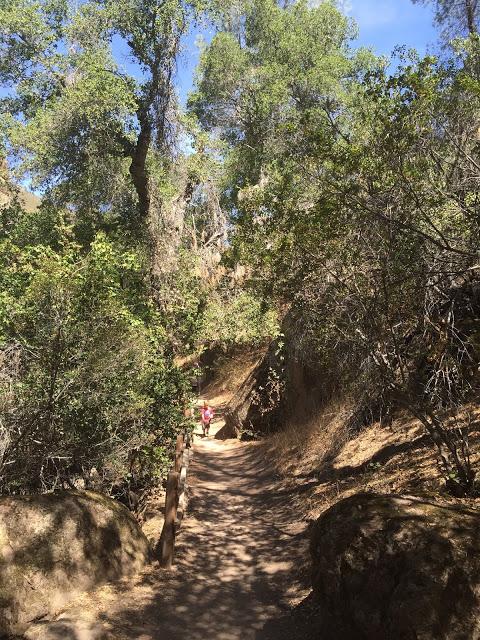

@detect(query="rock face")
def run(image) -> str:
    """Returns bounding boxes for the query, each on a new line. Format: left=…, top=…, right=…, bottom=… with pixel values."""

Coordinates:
left=218, top=340, right=284, bottom=440
left=310, top=492, right=480, bottom=640
left=0, top=490, right=150, bottom=636
left=219, top=311, right=345, bottom=440
left=0, top=159, right=40, bottom=212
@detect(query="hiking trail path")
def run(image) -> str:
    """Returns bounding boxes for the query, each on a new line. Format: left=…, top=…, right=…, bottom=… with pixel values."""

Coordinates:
left=26, top=411, right=311, bottom=640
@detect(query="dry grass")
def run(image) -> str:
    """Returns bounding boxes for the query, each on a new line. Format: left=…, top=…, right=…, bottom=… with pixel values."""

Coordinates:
left=265, top=398, right=356, bottom=477
left=263, top=399, right=480, bottom=522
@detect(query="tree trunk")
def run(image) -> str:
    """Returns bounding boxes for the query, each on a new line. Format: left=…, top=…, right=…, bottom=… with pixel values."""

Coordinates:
left=392, top=391, right=475, bottom=495
left=414, top=406, right=475, bottom=495
left=465, top=0, right=477, bottom=34
left=129, top=110, right=152, bottom=219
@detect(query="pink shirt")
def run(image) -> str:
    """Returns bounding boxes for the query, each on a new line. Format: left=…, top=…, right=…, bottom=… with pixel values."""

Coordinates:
left=201, top=407, right=214, bottom=424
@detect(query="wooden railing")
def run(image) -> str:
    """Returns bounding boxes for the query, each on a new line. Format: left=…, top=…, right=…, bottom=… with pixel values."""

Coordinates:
left=159, top=431, right=192, bottom=569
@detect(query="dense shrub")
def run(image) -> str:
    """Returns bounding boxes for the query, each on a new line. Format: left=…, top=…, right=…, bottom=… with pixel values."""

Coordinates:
left=0, top=227, right=191, bottom=494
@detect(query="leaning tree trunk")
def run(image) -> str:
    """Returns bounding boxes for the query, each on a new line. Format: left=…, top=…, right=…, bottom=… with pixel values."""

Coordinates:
left=392, top=390, right=475, bottom=495
left=412, top=405, right=475, bottom=495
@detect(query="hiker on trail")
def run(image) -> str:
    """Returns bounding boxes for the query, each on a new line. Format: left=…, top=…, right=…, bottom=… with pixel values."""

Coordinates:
left=201, top=401, right=214, bottom=437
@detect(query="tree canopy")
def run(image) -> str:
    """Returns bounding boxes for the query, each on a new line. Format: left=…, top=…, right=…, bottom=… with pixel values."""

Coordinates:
left=413, top=0, right=479, bottom=38
left=1, top=0, right=480, bottom=499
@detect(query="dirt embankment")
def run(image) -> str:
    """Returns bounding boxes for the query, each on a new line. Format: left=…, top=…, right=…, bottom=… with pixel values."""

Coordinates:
left=212, top=331, right=480, bottom=518
left=218, top=313, right=365, bottom=441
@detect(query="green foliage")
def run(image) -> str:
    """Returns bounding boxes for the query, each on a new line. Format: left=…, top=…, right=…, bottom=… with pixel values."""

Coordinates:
left=157, top=248, right=208, bottom=352
left=0, top=0, right=202, bottom=224
left=0, top=197, right=71, bottom=249
left=0, top=225, right=191, bottom=493
left=190, top=0, right=380, bottom=297
left=0, top=0, right=212, bottom=498
left=200, top=288, right=278, bottom=347
left=3, top=0, right=480, bottom=500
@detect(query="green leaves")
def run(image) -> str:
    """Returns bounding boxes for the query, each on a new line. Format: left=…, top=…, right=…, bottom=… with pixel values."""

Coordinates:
left=0, top=225, right=191, bottom=493
left=200, top=289, right=279, bottom=347
left=8, top=43, right=136, bottom=197
left=0, top=0, right=65, bottom=83
left=190, top=0, right=374, bottom=284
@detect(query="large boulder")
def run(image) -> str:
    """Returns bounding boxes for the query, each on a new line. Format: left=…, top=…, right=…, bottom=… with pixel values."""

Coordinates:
left=310, top=492, right=480, bottom=640
left=0, top=490, right=150, bottom=636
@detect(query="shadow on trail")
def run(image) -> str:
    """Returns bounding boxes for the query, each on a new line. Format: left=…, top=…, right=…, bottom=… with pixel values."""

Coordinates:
left=97, top=441, right=311, bottom=640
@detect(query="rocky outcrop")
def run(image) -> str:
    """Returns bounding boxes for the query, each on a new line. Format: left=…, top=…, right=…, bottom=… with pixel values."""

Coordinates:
left=218, top=340, right=283, bottom=440
left=219, top=310, right=332, bottom=440
left=0, top=490, right=150, bottom=636
left=0, top=158, right=40, bottom=212
left=310, top=492, right=480, bottom=640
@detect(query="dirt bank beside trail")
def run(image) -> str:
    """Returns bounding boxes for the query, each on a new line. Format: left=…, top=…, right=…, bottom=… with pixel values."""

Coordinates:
left=25, top=418, right=311, bottom=640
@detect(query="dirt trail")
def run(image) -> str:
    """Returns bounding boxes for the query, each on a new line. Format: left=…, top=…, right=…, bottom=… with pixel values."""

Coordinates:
left=26, top=422, right=310, bottom=640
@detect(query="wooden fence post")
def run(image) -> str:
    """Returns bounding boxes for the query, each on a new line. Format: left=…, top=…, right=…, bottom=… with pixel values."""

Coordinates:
left=175, top=434, right=184, bottom=472
left=158, top=431, right=193, bottom=568
left=160, top=470, right=179, bottom=569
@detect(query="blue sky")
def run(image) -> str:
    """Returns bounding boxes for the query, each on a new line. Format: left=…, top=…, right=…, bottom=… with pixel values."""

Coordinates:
left=348, top=0, right=437, bottom=54
left=173, top=0, right=439, bottom=106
